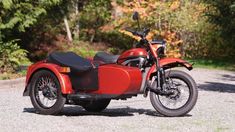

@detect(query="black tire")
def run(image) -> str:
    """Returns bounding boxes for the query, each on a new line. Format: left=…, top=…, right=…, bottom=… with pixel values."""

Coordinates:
left=82, top=99, right=111, bottom=112
left=29, top=70, right=66, bottom=115
left=150, top=70, right=198, bottom=117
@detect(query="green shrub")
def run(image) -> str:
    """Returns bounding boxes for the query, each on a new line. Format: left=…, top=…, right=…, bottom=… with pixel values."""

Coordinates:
left=63, top=42, right=97, bottom=58
left=0, top=40, right=29, bottom=72
left=94, top=30, right=134, bottom=52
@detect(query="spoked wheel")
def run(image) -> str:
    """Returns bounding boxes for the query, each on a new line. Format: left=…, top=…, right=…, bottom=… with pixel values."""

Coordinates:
left=29, top=70, right=66, bottom=115
left=150, top=70, right=198, bottom=117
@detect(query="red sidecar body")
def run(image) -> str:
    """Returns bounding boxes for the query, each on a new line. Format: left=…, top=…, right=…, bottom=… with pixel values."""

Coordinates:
left=23, top=52, right=142, bottom=99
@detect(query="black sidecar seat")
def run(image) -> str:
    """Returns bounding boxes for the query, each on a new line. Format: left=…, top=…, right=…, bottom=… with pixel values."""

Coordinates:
left=47, top=52, right=93, bottom=72
left=94, top=52, right=119, bottom=64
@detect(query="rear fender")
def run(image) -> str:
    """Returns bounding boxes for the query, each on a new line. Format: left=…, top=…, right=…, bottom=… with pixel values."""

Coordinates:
left=146, top=58, right=193, bottom=80
left=23, top=61, right=74, bottom=96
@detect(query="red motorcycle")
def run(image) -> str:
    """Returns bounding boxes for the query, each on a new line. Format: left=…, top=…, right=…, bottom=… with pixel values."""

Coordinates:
left=23, top=12, right=197, bottom=117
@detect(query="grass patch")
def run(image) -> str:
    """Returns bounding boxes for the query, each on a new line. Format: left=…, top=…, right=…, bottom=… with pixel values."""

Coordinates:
left=0, top=61, right=30, bottom=80
left=61, top=41, right=112, bottom=58
left=0, top=69, right=27, bottom=80
left=215, top=127, right=230, bottom=132
left=186, top=59, right=235, bottom=71
left=0, top=63, right=29, bottom=80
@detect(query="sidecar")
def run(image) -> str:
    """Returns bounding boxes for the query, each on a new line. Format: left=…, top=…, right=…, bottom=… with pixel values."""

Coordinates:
left=23, top=52, right=142, bottom=114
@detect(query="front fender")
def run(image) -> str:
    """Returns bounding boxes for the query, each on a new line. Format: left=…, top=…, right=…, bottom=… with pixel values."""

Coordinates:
left=146, top=58, right=193, bottom=80
left=160, top=58, right=193, bottom=70
left=23, top=61, right=73, bottom=96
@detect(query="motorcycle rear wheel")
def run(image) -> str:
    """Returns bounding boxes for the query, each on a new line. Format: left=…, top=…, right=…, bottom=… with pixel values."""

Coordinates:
left=150, top=70, right=198, bottom=117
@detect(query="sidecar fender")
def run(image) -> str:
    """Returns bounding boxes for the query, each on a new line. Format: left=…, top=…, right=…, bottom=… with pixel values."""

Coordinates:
left=23, top=61, right=74, bottom=96
left=146, top=58, right=193, bottom=80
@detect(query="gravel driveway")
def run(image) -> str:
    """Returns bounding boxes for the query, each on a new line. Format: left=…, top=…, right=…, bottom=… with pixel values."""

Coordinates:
left=0, top=68, right=234, bottom=132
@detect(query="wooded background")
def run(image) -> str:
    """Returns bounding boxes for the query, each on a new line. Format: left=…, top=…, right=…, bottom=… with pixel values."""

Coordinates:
left=0, top=0, right=235, bottom=73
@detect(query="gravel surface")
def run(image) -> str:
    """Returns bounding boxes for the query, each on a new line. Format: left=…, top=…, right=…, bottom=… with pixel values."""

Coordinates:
left=0, top=68, right=234, bottom=132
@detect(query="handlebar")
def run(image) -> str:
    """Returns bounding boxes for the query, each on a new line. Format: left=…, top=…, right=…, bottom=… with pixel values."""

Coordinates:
left=125, top=28, right=150, bottom=38
left=124, top=28, right=166, bottom=48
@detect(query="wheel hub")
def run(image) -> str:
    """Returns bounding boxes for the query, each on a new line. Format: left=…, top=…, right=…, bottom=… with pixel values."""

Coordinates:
left=169, top=88, right=181, bottom=100
left=42, top=85, right=56, bottom=99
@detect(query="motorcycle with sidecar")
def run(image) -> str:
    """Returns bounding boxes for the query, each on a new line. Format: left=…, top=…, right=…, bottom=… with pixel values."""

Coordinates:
left=23, top=12, right=198, bottom=117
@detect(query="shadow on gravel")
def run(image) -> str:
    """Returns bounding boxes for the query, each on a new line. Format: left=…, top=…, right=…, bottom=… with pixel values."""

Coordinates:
left=199, top=82, right=235, bottom=93
left=23, top=107, right=192, bottom=117
left=220, top=74, right=235, bottom=81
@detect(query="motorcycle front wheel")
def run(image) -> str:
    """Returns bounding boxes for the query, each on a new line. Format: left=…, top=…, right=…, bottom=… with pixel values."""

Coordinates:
left=150, top=70, right=198, bottom=117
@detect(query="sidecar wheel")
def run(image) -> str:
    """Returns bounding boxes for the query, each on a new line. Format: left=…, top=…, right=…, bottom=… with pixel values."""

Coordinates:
left=150, top=70, right=198, bottom=117
left=82, top=99, right=111, bottom=112
left=29, top=70, right=66, bottom=115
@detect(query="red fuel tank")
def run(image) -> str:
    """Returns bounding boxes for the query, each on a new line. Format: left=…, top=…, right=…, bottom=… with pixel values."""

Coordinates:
left=117, top=48, right=148, bottom=64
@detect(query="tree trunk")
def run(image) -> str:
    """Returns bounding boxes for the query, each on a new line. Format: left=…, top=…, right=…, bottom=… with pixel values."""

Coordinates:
left=64, top=16, right=73, bottom=42
left=75, top=0, right=79, bottom=15
left=75, top=0, right=79, bottom=40
left=90, top=33, right=95, bottom=43
left=72, top=0, right=79, bottom=41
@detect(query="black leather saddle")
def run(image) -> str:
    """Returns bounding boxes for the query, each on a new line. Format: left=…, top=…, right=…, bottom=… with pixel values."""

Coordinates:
left=47, top=52, right=93, bottom=72
left=94, top=52, right=119, bottom=64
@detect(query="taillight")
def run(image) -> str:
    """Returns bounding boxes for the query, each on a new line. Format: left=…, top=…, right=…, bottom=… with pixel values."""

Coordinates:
left=59, top=67, right=71, bottom=73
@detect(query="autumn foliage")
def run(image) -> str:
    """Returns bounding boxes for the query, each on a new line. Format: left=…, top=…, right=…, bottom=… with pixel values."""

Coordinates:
left=105, top=0, right=206, bottom=58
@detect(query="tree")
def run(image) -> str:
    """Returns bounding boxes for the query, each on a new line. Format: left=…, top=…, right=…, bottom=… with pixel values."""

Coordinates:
left=204, top=0, right=235, bottom=46
left=79, top=0, right=112, bottom=42
left=0, top=0, right=61, bottom=35
left=0, top=0, right=62, bottom=72
left=202, top=0, right=235, bottom=58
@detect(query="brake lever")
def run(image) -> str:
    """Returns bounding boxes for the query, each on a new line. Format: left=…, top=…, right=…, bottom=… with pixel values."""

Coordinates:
left=143, top=28, right=150, bottom=37
left=135, top=31, right=144, bottom=37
